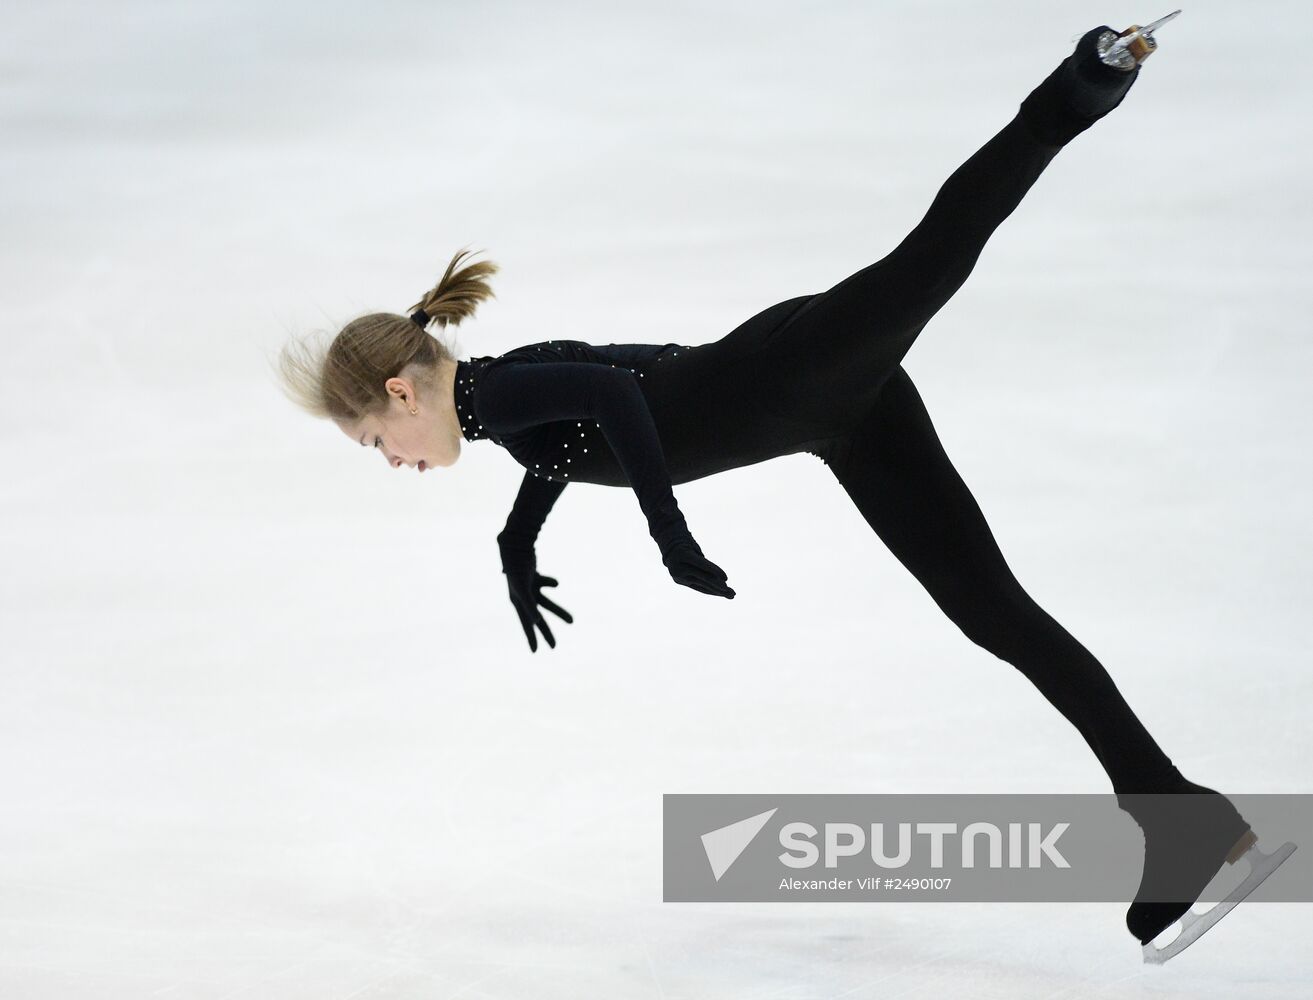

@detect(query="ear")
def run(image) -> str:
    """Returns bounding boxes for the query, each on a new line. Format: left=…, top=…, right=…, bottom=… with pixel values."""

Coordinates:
left=384, top=375, right=414, bottom=406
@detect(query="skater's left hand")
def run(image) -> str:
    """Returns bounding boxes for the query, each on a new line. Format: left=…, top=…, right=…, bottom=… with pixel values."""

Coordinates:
left=498, top=541, right=573, bottom=652
left=662, top=538, right=736, bottom=599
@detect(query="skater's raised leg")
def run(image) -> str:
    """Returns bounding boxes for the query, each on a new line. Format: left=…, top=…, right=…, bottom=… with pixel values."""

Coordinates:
left=1020, top=24, right=1143, bottom=147
left=764, top=26, right=1144, bottom=428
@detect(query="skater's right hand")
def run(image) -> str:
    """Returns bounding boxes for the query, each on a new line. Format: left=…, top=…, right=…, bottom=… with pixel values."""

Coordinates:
left=498, top=542, right=573, bottom=652
left=662, top=538, right=735, bottom=599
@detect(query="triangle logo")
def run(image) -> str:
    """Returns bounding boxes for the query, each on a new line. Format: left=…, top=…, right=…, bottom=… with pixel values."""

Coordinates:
left=701, top=808, right=778, bottom=881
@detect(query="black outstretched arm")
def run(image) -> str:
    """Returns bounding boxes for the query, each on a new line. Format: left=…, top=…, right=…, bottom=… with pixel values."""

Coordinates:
left=496, top=471, right=572, bottom=653
left=498, top=470, right=567, bottom=554
left=478, top=360, right=734, bottom=601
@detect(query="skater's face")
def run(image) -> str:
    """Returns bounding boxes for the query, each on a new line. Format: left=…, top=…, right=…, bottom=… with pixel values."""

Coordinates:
left=335, top=371, right=461, bottom=473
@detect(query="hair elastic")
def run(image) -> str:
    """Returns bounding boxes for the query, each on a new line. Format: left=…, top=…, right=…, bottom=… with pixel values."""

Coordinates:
left=409, top=309, right=430, bottom=328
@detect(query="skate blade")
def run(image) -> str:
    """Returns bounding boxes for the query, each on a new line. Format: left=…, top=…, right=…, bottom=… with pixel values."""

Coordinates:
left=1099, top=10, right=1182, bottom=69
left=1141, top=838, right=1297, bottom=965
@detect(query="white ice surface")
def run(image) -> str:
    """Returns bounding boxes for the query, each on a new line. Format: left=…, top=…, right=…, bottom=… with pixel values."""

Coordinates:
left=2, top=1, right=1311, bottom=997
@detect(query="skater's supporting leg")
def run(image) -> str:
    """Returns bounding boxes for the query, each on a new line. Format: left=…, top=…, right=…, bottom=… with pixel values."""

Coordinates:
left=813, top=367, right=1182, bottom=793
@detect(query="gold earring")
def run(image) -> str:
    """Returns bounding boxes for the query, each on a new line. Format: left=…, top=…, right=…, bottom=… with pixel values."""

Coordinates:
left=410, top=407, right=418, bottom=415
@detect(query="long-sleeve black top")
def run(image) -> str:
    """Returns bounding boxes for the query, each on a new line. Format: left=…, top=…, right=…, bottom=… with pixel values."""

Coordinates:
left=457, top=98, right=1088, bottom=562
left=455, top=302, right=830, bottom=556
left=456, top=340, right=695, bottom=558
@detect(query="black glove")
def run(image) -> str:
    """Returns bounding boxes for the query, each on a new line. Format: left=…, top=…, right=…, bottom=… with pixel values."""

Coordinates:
left=498, top=541, right=573, bottom=652
left=662, top=536, right=735, bottom=599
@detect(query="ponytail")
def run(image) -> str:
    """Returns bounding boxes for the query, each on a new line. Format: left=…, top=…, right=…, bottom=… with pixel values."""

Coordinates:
left=407, top=247, right=499, bottom=329
left=277, top=247, right=501, bottom=421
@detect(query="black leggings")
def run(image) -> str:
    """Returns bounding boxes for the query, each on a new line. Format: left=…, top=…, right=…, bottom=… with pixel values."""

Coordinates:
left=768, top=113, right=1183, bottom=794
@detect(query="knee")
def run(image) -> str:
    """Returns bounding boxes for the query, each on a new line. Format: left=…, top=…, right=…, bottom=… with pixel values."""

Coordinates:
left=934, top=576, right=1039, bottom=659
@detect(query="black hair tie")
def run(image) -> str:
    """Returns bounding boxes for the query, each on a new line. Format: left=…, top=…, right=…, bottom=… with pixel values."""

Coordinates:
left=410, top=309, right=430, bottom=328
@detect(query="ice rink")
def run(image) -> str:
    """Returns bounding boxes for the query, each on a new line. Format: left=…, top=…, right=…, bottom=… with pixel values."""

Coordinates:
left=3, top=1, right=1311, bottom=996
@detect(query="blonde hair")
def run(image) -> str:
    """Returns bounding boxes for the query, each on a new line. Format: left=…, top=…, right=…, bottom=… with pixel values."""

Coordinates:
left=277, top=247, right=499, bottom=422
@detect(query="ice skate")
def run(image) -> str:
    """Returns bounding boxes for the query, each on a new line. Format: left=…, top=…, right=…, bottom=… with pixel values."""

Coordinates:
left=1019, top=12, right=1182, bottom=147
left=1120, top=782, right=1298, bottom=964
left=1098, top=10, right=1183, bottom=70
left=1140, top=834, right=1297, bottom=964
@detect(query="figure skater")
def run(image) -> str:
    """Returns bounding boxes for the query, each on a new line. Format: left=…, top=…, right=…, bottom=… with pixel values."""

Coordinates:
left=277, top=21, right=1293, bottom=961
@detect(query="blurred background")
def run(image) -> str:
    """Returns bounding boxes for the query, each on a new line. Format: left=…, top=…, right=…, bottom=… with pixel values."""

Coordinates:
left=2, top=1, right=1310, bottom=996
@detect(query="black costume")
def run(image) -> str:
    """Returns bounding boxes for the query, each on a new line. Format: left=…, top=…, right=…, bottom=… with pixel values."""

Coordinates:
left=454, top=27, right=1172, bottom=787
left=452, top=27, right=1253, bottom=944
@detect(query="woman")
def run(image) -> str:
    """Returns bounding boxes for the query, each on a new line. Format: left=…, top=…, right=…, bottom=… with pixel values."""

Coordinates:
left=278, top=23, right=1287, bottom=959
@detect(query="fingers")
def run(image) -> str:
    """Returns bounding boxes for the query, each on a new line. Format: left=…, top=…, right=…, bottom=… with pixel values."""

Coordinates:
left=676, top=576, right=717, bottom=595
left=666, top=548, right=735, bottom=598
left=513, top=602, right=538, bottom=652
left=537, top=593, right=574, bottom=624
left=693, top=570, right=732, bottom=594
left=673, top=571, right=736, bottom=599
left=534, top=611, right=556, bottom=649
left=678, top=570, right=718, bottom=593
left=667, top=548, right=730, bottom=581
left=693, top=555, right=729, bottom=581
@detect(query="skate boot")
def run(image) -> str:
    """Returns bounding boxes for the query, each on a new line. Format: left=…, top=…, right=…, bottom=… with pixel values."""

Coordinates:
left=1121, top=779, right=1298, bottom=963
left=1019, top=13, right=1181, bottom=147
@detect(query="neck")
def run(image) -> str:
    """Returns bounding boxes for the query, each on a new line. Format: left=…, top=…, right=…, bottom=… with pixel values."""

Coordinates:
left=434, top=358, right=462, bottom=450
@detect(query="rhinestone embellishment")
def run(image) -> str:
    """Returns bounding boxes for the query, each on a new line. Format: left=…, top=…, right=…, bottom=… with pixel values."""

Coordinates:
left=456, top=343, right=693, bottom=482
